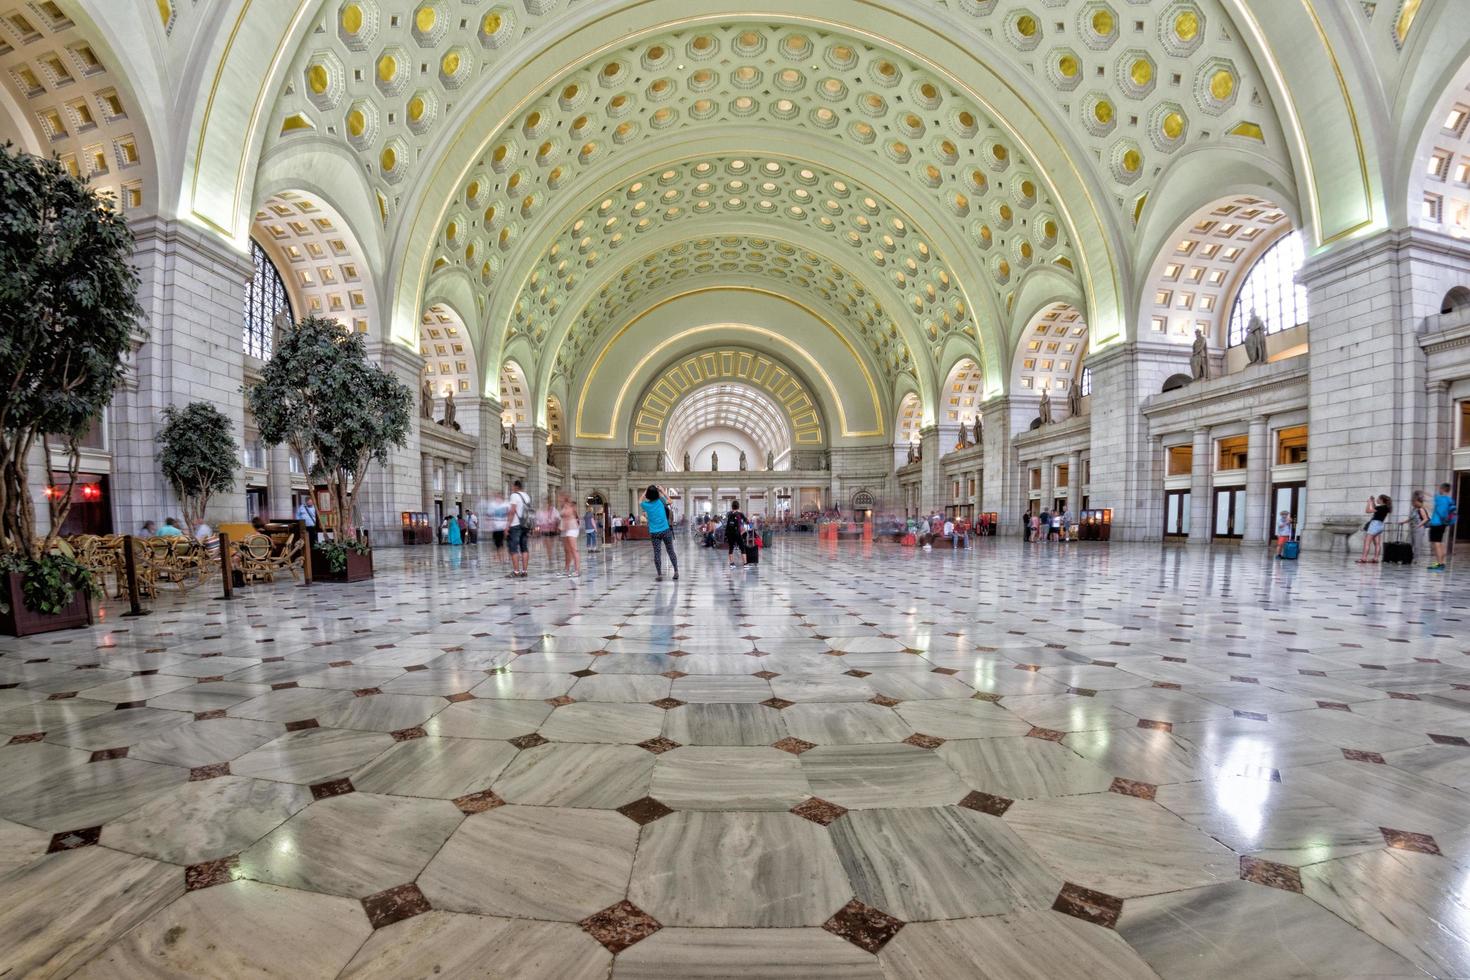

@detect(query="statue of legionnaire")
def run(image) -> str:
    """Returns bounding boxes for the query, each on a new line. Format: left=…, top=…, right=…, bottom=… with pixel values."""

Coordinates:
left=421, top=375, right=436, bottom=419
left=683, top=451, right=691, bottom=471
left=440, top=389, right=458, bottom=430
left=739, top=451, right=747, bottom=471
left=1190, top=329, right=1209, bottom=381
left=508, top=425, right=519, bottom=452
left=1068, top=378, right=1082, bottom=418
left=766, top=450, right=774, bottom=470
left=955, top=426, right=968, bottom=450
left=1039, top=389, right=1053, bottom=425
left=656, top=452, right=665, bottom=472
left=906, top=443, right=916, bottom=464
left=1244, top=312, right=1268, bottom=365
left=972, top=417, right=982, bottom=445
left=498, top=417, right=508, bottom=448
left=710, top=450, right=718, bottom=471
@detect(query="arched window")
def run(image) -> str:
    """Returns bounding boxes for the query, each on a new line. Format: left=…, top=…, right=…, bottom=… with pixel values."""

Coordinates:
left=243, top=240, right=293, bottom=359
left=1080, top=366, right=1092, bottom=397
left=1227, top=231, right=1308, bottom=347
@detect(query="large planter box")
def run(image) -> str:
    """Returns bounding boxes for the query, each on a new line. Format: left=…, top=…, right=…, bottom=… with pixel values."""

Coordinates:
left=311, top=547, right=374, bottom=583
left=1, top=571, right=92, bottom=637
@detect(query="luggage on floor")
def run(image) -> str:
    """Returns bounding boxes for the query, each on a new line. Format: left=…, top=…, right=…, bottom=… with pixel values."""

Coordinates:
left=1281, top=539, right=1299, bottom=560
left=1383, top=529, right=1414, bottom=565
left=742, top=530, right=760, bottom=565
left=902, top=533, right=916, bottom=547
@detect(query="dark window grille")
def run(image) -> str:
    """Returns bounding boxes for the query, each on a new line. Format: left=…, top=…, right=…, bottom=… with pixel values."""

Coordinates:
left=243, top=240, right=292, bottom=359
left=1227, top=231, right=1308, bottom=347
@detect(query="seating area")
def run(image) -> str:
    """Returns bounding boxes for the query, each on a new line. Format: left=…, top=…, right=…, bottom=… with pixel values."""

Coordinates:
left=65, top=527, right=308, bottom=601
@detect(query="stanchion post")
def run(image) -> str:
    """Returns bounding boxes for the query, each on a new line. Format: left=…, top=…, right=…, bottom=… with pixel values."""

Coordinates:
left=217, top=532, right=234, bottom=601
left=121, top=535, right=149, bottom=618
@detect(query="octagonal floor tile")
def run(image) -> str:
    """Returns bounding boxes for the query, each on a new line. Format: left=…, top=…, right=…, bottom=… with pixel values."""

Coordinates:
left=629, top=811, right=849, bottom=927
left=239, top=792, right=462, bottom=898
left=829, top=804, right=1061, bottom=920
left=419, top=804, right=637, bottom=921
left=1006, top=792, right=1237, bottom=898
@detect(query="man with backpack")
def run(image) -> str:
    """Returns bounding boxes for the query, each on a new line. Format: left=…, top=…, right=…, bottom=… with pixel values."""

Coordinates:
left=506, top=479, right=533, bottom=579
left=1429, top=482, right=1458, bottom=571
left=725, top=504, right=748, bottom=569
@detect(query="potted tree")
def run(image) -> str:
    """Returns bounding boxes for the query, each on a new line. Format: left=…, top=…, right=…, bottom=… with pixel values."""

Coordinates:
left=157, top=402, right=239, bottom=533
left=247, top=314, right=411, bottom=582
left=0, top=145, right=142, bottom=635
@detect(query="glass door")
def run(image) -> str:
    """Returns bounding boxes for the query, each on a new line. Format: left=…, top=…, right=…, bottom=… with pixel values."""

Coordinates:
left=1212, top=488, right=1244, bottom=539
left=1164, top=490, right=1190, bottom=538
left=1272, top=483, right=1306, bottom=543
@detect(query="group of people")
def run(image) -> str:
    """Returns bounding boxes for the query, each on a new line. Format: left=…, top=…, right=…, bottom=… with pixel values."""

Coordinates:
left=137, top=517, right=211, bottom=540
left=1356, top=483, right=1458, bottom=569
left=1022, top=508, right=1073, bottom=543
left=473, top=483, right=588, bottom=580
left=437, top=511, right=479, bottom=546
left=696, top=505, right=764, bottom=568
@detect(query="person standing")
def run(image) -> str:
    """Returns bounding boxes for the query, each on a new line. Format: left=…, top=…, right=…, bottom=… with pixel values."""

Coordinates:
left=724, top=504, right=747, bottom=569
left=559, top=494, right=581, bottom=579
left=1274, top=510, right=1295, bottom=559
left=1357, top=494, right=1391, bottom=564
left=1429, top=482, right=1458, bottom=571
left=295, top=497, right=319, bottom=546
left=612, top=513, right=623, bottom=542
left=641, top=484, right=678, bottom=580
left=487, top=493, right=509, bottom=564
left=447, top=512, right=463, bottom=546
left=1399, top=492, right=1430, bottom=565
left=583, top=507, right=598, bottom=552
left=466, top=511, right=479, bottom=544
left=1020, top=510, right=1030, bottom=542
left=506, top=480, right=532, bottom=578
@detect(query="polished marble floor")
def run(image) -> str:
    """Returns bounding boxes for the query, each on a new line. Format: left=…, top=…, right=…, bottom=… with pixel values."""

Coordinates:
left=2, top=533, right=1469, bottom=977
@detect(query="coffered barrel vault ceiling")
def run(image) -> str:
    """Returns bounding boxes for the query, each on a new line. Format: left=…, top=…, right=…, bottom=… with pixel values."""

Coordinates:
left=37, top=0, right=1439, bottom=444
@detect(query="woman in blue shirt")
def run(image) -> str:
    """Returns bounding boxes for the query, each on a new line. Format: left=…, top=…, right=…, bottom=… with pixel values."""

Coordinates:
left=640, top=484, right=678, bottom=581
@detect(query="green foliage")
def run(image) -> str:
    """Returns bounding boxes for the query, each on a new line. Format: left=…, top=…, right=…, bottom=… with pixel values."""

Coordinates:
left=0, top=143, right=143, bottom=561
left=247, top=315, right=412, bottom=543
left=0, top=551, right=98, bottom=616
left=157, top=402, right=239, bottom=530
left=315, top=537, right=371, bottom=574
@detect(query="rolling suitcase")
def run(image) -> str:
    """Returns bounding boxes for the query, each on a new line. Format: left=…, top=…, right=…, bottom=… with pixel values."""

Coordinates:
left=1382, top=528, right=1414, bottom=565
left=742, top=530, right=760, bottom=565
left=1281, top=534, right=1299, bottom=560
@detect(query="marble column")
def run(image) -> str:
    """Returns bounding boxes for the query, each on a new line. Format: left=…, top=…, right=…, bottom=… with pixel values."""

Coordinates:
left=1426, top=381, right=1450, bottom=491
left=979, top=395, right=1031, bottom=534
left=1146, top=434, right=1165, bottom=537
left=1242, top=415, right=1270, bottom=547
left=267, top=444, right=293, bottom=520
left=360, top=340, right=424, bottom=544
left=1038, top=456, right=1054, bottom=514
left=525, top=426, right=550, bottom=506
left=419, top=452, right=435, bottom=517
left=108, top=217, right=253, bottom=535
left=919, top=424, right=942, bottom=513
left=467, top=396, right=503, bottom=512
left=1188, top=427, right=1212, bottom=545
left=1066, top=451, right=1082, bottom=516
left=1084, top=341, right=1190, bottom=541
